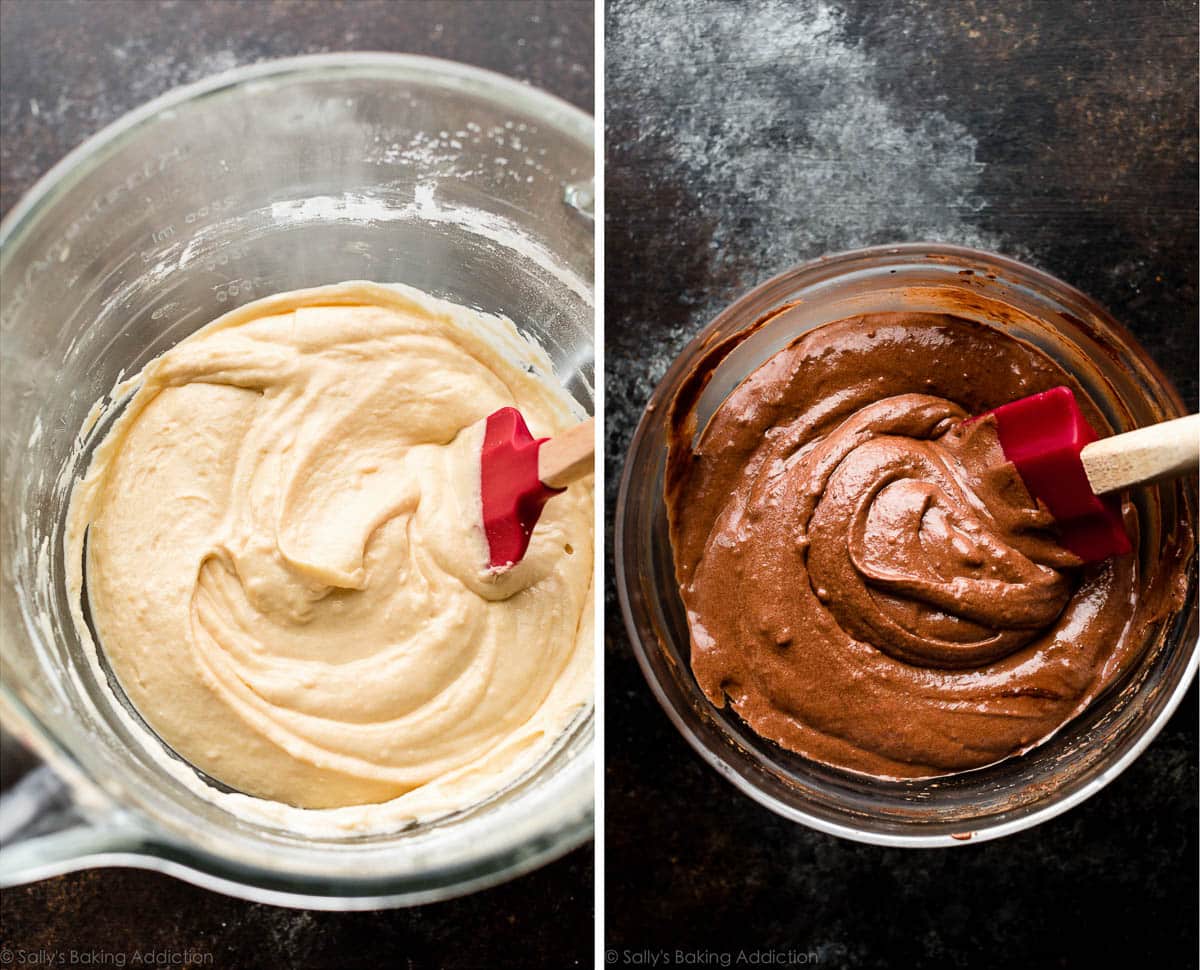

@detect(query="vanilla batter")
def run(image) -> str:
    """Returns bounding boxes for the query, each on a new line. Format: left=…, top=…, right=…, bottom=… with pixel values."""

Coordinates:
left=67, top=282, right=593, bottom=817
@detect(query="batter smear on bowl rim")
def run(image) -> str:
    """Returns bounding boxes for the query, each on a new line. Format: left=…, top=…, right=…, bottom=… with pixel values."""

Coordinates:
left=665, top=311, right=1185, bottom=779
left=67, top=282, right=592, bottom=820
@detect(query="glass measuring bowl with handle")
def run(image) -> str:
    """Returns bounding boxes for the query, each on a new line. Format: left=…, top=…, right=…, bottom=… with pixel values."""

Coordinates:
left=0, top=54, right=595, bottom=908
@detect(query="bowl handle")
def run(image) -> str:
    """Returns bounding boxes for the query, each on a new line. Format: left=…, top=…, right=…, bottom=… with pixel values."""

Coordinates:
left=0, top=714, right=147, bottom=886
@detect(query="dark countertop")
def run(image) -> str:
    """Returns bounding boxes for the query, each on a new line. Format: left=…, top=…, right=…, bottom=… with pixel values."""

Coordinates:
left=0, top=2, right=592, bottom=968
left=605, top=1, right=1197, bottom=968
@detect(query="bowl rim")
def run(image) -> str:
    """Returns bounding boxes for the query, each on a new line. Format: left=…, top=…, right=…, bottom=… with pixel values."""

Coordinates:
left=614, top=241, right=1199, bottom=847
left=0, top=51, right=593, bottom=247
left=0, top=52, right=595, bottom=905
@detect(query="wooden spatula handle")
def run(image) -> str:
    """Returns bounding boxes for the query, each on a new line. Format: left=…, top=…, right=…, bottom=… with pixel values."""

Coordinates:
left=538, top=417, right=595, bottom=489
left=1081, top=413, right=1200, bottom=495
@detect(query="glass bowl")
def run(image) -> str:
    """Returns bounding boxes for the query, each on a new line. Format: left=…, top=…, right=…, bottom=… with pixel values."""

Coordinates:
left=615, top=243, right=1196, bottom=847
left=0, top=53, right=593, bottom=907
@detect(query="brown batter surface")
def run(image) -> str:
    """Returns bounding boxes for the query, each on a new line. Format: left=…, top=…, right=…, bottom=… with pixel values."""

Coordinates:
left=666, top=311, right=1169, bottom=778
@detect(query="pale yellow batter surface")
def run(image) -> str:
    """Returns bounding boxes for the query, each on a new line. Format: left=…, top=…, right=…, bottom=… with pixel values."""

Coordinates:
left=67, top=282, right=593, bottom=818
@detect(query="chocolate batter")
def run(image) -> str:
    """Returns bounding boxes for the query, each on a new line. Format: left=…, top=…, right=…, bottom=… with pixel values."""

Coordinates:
left=666, top=311, right=1173, bottom=779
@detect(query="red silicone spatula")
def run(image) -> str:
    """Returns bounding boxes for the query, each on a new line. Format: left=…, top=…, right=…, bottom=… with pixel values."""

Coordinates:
left=480, top=407, right=595, bottom=569
left=980, top=386, right=1199, bottom=562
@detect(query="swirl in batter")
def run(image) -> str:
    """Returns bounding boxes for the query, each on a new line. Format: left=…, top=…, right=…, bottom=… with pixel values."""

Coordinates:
left=68, top=282, right=592, bottom=816
left=666, top=312, right=1165, bottom=778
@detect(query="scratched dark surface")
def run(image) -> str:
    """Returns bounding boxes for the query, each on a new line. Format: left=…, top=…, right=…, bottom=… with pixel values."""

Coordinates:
left=0, top=2, right=592, bottom=968
left=605, top=1, right=1198, bottom=968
